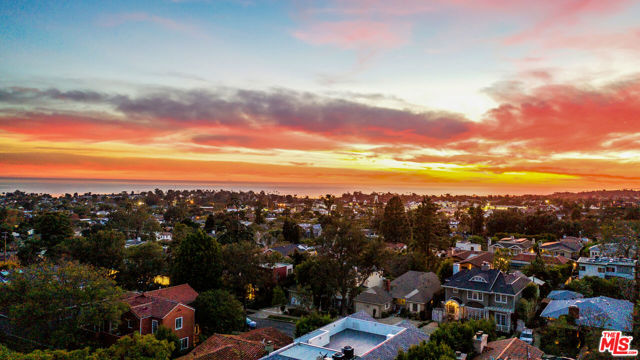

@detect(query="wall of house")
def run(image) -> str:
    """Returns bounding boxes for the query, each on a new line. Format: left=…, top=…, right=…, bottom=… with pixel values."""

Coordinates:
left=117, top=311, right=140, bottom=335
left=579, top=264, right=634, bottom=280
left=161, top=304, right=196, bottom=348
left=354, top=301, right=386, bottom=318
left=445, top=288, right=517, bottom=312
left=407, top=301, right=422, bottom=313
left=140, top=317, right=153, bottom=335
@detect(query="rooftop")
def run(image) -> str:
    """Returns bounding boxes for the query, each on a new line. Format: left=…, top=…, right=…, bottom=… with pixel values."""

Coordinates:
left=577, top=256, right=637, bottom=266
left=262, top=312, right=428, bottom=360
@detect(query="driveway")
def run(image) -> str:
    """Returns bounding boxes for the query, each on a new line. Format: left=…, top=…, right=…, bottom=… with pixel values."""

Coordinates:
left=248, top=315, right=296, bottom=338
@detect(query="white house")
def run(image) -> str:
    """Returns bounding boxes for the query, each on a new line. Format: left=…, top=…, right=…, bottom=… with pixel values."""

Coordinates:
left=577, top=257, right=636, bottom=280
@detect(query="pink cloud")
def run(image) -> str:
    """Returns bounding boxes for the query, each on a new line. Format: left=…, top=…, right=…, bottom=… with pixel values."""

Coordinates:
left=292, top=20, right=409, bottom=50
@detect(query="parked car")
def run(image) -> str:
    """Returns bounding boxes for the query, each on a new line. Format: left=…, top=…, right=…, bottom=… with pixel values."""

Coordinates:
left=246, top=317, right=257, bottom=329
left=520, top=328, right=533, bottom=345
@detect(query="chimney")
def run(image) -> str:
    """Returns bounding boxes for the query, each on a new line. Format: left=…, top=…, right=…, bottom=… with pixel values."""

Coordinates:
left=453, top=263, right=460, bottom=275
left=472, top=331, right=488, bottom=354
left=265, top=340, right=274, bottom=354
left=385, top=279, right=391, bottom=292
left=568, top=305, right=579, bottom=319
left=481, top=262, right=491, bottom=271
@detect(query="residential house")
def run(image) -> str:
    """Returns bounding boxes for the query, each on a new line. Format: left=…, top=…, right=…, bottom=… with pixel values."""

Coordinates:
left=385, top=242, right=408, bottom=252
left=156, top=232, right=173, bottom=242
left=354, top=286, right=393, bottom=318
left=540, top=296, right=632, bottom=332
left=262, top=262, right=294, bottom=282
left=390, top=271, right=442, bottom=314
left=546, top=290, right=584, bottom=301
left=264, top=244, right=312, bottom=258
left=260, top=311, right=429, bottom=360
left=509, top=253, right=570, bottom=270
left=455, top=241, right=482, bottom=252
left=442, top=264, right=532, bottom=332
left=577, top=257, right=636, bottom=280
left=454, top=252, right=494, bottom=272
left=589, top=243, right=637, bottom=258
left=178, top=327, right=292, bottom=360
left=354, top=271, right=441, bottom=318
left=540, top=238, right=582, bottom=259
left=489, top=238, right=533, bottom=255
left=473, top=337, right=544, bottom=360
left=106, top=284, right=198, bottom=351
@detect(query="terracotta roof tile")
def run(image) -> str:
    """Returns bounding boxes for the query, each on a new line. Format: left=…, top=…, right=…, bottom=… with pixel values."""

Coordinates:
left=474, top=338, right=544, bottom=360
left=144, top=284, right=199, bottom=304
left=177, top=328, right=291, bottom=360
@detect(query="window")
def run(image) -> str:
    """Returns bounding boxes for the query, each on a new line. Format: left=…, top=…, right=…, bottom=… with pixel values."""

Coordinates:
left=606, top=266, right=616, bottom=273
left=151, top=320, right=158, bottom=334
left=598, top=267, right=605, bottom=273
left=467, top=308, right=485, bottom=320
left=412, top=303, right=418, bottom=312
left=175, top=317, right=183, bottom=330
left=180, top=337, right=189, bottom=350
left=579, top=266, right=586, bottom=271
left=495, top=312, right=508, bottom=327
left=452, top=288, right=459, bottom=294
left=467, top=291, right=483, bottom=301
left=495, top=294, right=508, bottom=304
left=618, top=266, right=633, bottom=274
left=127, top=319, right=132, bottom=329
left=470, top=276, right=488, bottom=283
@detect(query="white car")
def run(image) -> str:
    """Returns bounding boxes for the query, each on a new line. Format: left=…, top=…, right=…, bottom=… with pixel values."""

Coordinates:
left=519, top=328, right=533, bottom=345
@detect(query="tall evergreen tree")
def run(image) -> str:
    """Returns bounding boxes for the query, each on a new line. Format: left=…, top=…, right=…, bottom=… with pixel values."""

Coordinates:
left=381, top=196, right=410, bottom=243
left=170, top=230, right=222, bottom=292
left=412, top=197, right=441, bottom=255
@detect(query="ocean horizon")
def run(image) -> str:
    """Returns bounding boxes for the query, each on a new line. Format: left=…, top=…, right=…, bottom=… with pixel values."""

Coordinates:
left=0, top=177, right=603, bottom=197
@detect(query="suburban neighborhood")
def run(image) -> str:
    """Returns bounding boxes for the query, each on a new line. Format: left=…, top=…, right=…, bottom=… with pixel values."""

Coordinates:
left=0, top=189, right=638, bottom=359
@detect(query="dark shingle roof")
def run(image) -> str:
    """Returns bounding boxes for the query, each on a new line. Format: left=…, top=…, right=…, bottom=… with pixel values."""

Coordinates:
left=354, top=286, right=393, bottom=305
left=390, top=271, right=441, bottom=304
left=444, top=268, right=531, bottom=295
left=458, top=252, right=494, bottom=267
left=359, top=326, right=429, bottom=360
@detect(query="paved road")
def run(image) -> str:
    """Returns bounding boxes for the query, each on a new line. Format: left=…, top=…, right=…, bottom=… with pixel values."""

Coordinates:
left=248, top=316, right=296, bottom=338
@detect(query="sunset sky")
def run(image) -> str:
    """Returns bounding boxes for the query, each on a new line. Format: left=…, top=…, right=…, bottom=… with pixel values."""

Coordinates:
left=2, top=0, right=640, bottom=194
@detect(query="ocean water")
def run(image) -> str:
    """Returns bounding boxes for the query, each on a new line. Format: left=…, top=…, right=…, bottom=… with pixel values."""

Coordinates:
left=0, top=178, right=372, bottom=197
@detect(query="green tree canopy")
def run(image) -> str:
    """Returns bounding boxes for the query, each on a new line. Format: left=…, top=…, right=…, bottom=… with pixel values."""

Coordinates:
left=194, top=289, right=245, bottom=336
left=429, top=318, right=496, bottom=355
left=381, top=196, right=410, bottom=243
left=412, top=197, right=447, bottom=256
left=171, top=229, right=223, bottom=292
left=295, top=312, right=333, bottom=337
left=282, top=218, right=301, bottom=243
left=0, top=333, right=173, bottom=360
left=0, top=261, right=126, bottom=349
left=63, top=230, right=126, bottom=270
left=396, top=341, right=456, bottom=360
left=118, top=241, right=166, bottom=291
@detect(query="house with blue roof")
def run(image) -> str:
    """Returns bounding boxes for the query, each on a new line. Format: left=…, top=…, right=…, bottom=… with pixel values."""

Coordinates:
left=540, top=296, right=632, bottom=332
left=260, top=311, right=429, bottom=360
left=546, top=290, right=584, bottom=301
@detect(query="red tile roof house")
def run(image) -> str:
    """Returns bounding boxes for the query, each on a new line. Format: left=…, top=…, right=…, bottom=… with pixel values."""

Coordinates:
left=473, top=337, right=544, bottom=360
left=510, top=253, right=571, bottom=270
left=102, top=284, right=199, bottom=352
left=177, top=327, right=292, bottom=360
